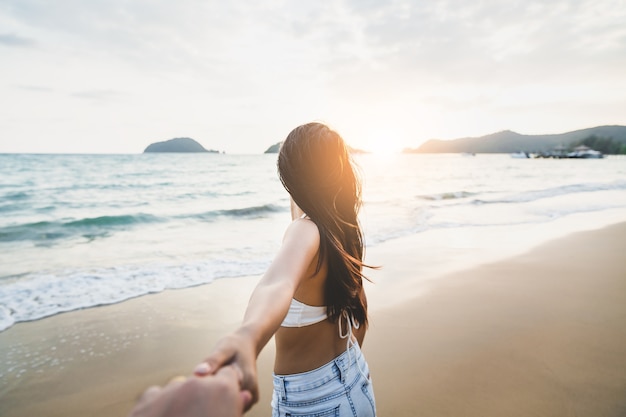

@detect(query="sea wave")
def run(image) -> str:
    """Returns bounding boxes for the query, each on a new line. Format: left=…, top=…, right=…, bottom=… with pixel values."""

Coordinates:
left=0, top=203, right=287, bottom=244
left=0, top=202, right=28, bottom=214
left=417, top=190, right=476, bottom=201
left=190, top=204, right=287, bottom=221
left=65, top=214, right=157, bottom=228
left=0, top=258, right=271, bottom=332
left=2, top=191, right=30, bottom=200
left=472, top=180, right=626, bottom=205
left=0, top=214, right=160, bottom=243
left=0, top=191, right=31, bottom=213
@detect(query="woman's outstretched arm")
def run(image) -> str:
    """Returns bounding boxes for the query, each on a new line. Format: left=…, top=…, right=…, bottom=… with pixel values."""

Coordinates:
left=194, top=218, right=319, bottom=408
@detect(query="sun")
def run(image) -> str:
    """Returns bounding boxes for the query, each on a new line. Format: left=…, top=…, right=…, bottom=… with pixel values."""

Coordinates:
left=365, top=140, right=402, bottom=155
left=361, top=128, right=405, bottom=155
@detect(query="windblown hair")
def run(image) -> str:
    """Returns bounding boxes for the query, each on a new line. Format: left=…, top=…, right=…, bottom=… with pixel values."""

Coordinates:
left=277, top=122, right=369, bottom=327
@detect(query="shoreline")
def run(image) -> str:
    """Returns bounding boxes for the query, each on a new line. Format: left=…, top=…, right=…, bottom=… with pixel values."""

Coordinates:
left=1, top=219, right=626, bottom=416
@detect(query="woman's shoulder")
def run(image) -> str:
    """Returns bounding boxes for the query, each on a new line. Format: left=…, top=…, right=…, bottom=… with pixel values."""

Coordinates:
left=283, top=216, right=320, bottom=248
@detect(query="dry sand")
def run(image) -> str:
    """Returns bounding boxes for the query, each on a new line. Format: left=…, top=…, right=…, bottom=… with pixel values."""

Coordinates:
left=1, top=223, right=625, bottom=417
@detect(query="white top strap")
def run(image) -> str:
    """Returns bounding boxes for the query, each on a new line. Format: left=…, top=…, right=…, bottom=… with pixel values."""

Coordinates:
left=338, top=310, right=369, bottom=383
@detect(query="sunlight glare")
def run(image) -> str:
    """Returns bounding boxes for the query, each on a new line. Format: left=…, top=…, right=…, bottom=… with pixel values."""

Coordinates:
left=362, top=127, right=405, bottom=155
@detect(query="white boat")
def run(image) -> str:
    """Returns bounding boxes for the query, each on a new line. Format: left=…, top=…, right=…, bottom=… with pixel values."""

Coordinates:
left=567, top=146, right=604, bottom=159
left=510, top=151, right=530, bottom=158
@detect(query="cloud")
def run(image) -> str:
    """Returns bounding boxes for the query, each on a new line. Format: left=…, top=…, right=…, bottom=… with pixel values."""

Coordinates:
left=336, top=0, right=626, bottom=83
left=0, top=32, right=36, bottom=47
left=3, top=0, right=624, bottom=80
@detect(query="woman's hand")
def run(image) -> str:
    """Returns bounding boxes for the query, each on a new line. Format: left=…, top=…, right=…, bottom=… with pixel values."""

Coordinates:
left=194, top=331, right=259, bottom=411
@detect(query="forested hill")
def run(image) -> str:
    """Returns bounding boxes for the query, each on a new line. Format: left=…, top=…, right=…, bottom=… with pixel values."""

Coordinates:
left=143, top=137, right=219, bottom=153
left=405, top=125, right=626, bottom=154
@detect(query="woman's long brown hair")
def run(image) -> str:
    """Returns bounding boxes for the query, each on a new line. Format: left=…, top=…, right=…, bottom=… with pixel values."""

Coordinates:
left=278, top=122, right=370, bottom=327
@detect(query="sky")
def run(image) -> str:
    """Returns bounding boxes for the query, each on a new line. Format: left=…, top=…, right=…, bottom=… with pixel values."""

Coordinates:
left=1, top=0, right=625, bottom=154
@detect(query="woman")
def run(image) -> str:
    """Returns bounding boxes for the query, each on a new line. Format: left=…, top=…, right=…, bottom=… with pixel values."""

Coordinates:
left=195, top=122, right=376, bottom=417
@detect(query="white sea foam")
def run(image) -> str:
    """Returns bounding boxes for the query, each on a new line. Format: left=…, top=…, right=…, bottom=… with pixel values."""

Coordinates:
left=0, top=258, right=270, bottom=332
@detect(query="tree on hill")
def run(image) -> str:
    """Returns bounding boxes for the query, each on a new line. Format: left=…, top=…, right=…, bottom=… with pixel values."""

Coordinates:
left=572, top=135, right=626, bottom=154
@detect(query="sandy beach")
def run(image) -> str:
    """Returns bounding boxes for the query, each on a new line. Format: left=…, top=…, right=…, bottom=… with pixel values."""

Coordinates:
left=1, top=221, right=625, bottom=417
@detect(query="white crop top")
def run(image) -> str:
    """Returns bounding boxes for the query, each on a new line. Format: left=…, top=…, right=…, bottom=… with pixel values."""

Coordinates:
left=281, top=298, right=328, bottom=327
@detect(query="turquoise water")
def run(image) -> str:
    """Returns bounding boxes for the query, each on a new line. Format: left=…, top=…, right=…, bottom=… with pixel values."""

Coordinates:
left=1, top=153, right=625, bottom=331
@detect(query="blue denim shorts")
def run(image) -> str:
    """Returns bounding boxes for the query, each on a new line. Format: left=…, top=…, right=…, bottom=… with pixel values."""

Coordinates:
left=271, top=344, right=376, bottom=417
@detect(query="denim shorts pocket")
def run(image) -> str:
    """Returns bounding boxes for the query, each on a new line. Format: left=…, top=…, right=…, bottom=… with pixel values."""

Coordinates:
left=285, top=404, right=340, bottom=417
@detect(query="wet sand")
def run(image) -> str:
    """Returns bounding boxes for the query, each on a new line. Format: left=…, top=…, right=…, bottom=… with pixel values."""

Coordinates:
left=1, top=222, right=625, bottom=416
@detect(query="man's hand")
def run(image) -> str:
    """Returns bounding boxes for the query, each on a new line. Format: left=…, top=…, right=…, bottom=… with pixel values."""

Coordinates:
left=129, top=366, right=252, bottom=417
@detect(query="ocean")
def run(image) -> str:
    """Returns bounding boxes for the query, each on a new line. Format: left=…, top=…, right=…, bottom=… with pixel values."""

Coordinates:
left=1, top=153, right=625, bottom=332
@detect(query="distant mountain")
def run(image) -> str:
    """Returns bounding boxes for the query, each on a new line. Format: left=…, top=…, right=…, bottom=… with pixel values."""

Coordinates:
left=404, top=125, right=626, bottom=154
left=144, top=137, right=219, bottom=153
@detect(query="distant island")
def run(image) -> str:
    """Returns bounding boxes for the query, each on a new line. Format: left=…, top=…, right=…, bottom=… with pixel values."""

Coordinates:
left=143, top=137, right=219, bottom=153
left=264, top=142, right=282, bottom=154
left=404, top=125, right=626, bottom=155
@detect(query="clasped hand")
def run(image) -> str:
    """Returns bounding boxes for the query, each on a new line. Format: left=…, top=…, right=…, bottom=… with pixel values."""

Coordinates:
left=129, top=366, right=252, bottom=417
left=194, top=332, right=260, bottom=411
